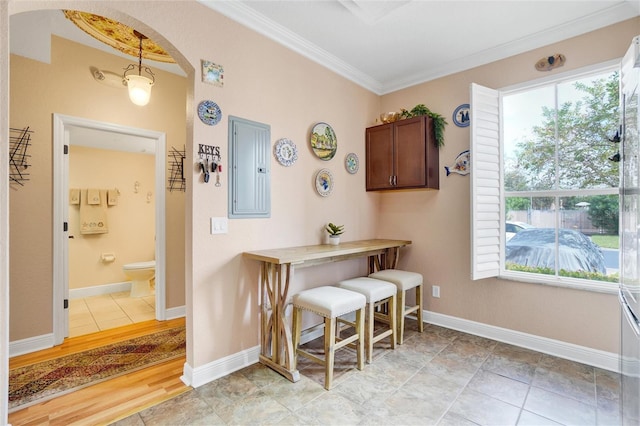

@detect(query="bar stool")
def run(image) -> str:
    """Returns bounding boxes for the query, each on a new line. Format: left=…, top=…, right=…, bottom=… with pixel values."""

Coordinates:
left=337, top=277, right=397, bottom=363
left=368, top=269, right=423, bottom=344
left=291, top=286, right=366, bottom=390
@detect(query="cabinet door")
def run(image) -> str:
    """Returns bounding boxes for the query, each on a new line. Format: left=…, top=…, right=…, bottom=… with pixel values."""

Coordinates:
left=394, top=117, right=427, bottom=188
left=366, top=123, right=394, bottom=190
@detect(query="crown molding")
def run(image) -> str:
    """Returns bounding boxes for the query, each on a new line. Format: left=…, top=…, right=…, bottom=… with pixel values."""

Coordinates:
left=200, top=1, right=638, bottom=96
left=198, top=0, right=384, bottom=94
left=381, top=2, right=638, bottom=94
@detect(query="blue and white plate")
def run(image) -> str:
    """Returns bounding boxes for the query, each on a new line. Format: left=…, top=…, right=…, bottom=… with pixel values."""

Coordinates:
left=274, top=138, right=298, bottom=167
left=197, top=100, right=222, bottom=126
left=345, top=152, right=359, bottom=174
left=315, top=169, right=334, bottom=197
left=452, top=103, right=470, bottom=127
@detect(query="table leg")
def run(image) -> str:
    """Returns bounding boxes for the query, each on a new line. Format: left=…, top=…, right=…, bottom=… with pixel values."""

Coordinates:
left=369, top=247, right=400, bottom=273
left=386, top=247, right=400, bottom=269
left=258, top=262, right=300, bottom=382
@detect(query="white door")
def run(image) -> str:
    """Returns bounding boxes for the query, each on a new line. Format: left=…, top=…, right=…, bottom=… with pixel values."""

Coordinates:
left=52, top=114, right=167, bottom=343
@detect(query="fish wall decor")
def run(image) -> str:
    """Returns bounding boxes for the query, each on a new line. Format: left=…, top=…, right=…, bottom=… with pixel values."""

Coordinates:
left=445, top=150, right=470, bottom=176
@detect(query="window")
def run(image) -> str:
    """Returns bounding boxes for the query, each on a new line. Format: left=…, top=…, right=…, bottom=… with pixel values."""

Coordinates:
left=471, top=64, right=620, bottom=291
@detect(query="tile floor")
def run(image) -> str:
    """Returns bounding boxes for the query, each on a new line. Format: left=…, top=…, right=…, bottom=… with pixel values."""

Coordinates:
left=112, top=319, right=621, bottom=425
left=69, top=291, right=155, bottom=337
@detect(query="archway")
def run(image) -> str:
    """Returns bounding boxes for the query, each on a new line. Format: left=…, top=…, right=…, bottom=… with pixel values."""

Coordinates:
left=3, top=4, right=194, bottom=420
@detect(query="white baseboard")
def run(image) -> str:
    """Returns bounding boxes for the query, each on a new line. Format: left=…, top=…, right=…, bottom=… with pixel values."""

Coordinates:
left=424, top=310, right=620, bottom=373
left=9, top=333, right=54, bottom=358
left=180, top=320, right=366, bottom=389
left=165, top=305, right=186, bottom=320
left=181, top=345, right=261, bottom=388
left=70, top=282, right=130, bottom=299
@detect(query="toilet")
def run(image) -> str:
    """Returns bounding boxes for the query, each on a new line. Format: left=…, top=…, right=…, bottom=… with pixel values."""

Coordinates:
left=122, top=260, right=156, bottom=297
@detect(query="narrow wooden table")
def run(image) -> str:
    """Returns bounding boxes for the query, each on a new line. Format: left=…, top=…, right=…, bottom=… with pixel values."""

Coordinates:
left=243, top=239, right=411, bottom=382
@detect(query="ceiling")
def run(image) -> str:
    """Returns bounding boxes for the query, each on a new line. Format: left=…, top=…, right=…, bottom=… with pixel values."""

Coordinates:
left=199, top=0, right=639, bottom=94
left=10, top=1, right=640, bottom=96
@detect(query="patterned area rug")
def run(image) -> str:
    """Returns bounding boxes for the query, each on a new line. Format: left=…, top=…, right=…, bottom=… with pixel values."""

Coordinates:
left=9, top=326, right=185, bottom=412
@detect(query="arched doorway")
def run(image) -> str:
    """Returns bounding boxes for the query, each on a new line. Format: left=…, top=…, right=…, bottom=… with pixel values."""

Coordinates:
left=3, top=4, right=193, bottom=420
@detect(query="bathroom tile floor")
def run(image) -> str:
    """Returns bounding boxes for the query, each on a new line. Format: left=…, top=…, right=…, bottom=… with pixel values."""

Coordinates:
left=69, top=291, right=155, bottom=337
left=111, top=319, right=622, bottom=426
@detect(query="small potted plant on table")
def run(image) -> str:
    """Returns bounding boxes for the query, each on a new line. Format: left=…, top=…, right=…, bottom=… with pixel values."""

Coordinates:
left=326, top=223, right=344, bottom=245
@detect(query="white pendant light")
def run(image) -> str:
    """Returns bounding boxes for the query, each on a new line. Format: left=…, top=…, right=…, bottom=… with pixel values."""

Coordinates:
left=123, top=30, right=155, bottom=106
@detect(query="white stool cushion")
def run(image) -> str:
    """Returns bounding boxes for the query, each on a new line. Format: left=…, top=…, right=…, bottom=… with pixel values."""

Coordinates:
left=293, top=286, right=366, bottom=318
left=369, top=269, right=423, bottom=291
left=337, top=277, right=396, bottom=303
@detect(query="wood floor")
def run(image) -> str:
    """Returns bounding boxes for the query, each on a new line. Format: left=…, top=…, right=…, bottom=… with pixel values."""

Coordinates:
left=8, top=318, right=190, bottom=426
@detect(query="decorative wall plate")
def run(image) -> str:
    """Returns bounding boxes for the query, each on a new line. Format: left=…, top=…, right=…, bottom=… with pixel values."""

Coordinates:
left=274, top=138, right=298, bottom=167
left=453, top=104, right=470, bottom=127
left=315, top=168, right=334, bottom=197
left=197, top=100, right=222, bottom=126
left=345, top=152, right=359, bottom=174
left=310, top=122, right=337, bottom=161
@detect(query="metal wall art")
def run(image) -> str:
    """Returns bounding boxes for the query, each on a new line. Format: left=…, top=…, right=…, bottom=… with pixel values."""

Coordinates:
left=168, top=145, right=186, bottom=192
left=9, top=126, right=33, bottom=186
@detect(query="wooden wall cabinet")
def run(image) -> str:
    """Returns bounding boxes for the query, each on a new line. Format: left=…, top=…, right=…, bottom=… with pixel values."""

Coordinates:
left=365, top=116, right=439, bottom=191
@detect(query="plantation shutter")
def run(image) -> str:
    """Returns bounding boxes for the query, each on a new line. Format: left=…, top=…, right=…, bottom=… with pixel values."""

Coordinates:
left=470, top=83, right=501, bottom=280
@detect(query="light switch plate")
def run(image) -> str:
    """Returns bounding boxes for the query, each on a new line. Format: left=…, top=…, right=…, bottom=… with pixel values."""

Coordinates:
left=210, top=217, right=228, bottom=234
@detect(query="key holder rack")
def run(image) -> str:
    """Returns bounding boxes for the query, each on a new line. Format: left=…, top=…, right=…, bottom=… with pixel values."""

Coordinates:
left=9, top=126, right=33, bottom=186
left=197, top=144, right=222, bottom=184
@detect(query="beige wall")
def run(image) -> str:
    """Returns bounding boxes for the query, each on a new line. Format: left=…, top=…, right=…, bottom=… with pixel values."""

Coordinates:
left=4, top=2, right=635, bottom=376
left=7, top=1, right=382, bottom=370
left=68, top=146, right=155, bottom=289
left=9, top=33, right=187, bottom=340
left=377, top=17, right=640, bottom=353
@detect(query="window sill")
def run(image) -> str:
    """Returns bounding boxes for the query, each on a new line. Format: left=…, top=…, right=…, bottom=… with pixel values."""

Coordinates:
left=498, top=270, right=618, bottom=295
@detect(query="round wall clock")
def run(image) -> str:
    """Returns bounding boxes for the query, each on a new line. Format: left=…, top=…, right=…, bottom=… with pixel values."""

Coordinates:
left=452, top=104, right=470, bottom=127
left=274, top=138, right=298, bottom=167
left=197, top=100, right=222, bottom=126
left=310, top=122, right=337, bottom=161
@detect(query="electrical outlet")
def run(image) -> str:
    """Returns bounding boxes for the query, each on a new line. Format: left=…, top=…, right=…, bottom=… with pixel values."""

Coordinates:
left=432, top=285, right=440, bottom=298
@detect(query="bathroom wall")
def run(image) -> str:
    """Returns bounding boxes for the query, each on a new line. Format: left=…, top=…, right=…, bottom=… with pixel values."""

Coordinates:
left=68, top=145, right=155, bottom=290
left=9, top=34, right=187, bottom=340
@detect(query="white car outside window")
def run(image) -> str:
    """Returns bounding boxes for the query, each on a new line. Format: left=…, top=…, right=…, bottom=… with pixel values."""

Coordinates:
left=505, top=221, right=534, bottom=241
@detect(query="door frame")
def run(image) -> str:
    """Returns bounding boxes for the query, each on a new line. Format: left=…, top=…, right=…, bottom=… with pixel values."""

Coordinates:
left=52, top=114, right=166, bottom=344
